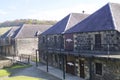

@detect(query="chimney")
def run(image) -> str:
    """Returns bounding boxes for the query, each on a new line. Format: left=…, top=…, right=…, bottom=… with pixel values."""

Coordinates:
left=82, top=10, right=85, bottom=14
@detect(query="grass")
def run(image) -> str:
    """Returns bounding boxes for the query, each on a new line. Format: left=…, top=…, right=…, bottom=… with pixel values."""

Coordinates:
left=0, top=63, right=46, bottom=80
left=0, top=63, right=32, bottom=77
left=9, top=63, right=32, bottom=69
left=0, top=27, right=11, bottom=35
left=0, top=69, right=10, bottom=77
left=3, top=76, right=45, bottom=80
left=31, top=58, right=40, bottom=62
left=0, top=64, right=46, bottom=80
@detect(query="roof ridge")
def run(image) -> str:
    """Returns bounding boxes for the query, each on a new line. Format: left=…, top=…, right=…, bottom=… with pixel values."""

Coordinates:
left=108, top=3, right=117, bottom=30
left=70, top=12, right=89, bottom=15
left=15, top=25, right=24, bottom=38
left=21, top=24, right=52, bottom=27
left=63, top=13, right=72, bottom=33
left=108, top=2, right=120, bottom=5
left=6, top=27, right=13, bottom=37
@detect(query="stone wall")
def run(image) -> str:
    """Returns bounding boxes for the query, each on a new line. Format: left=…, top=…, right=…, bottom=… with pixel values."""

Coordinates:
left=16, top=38, right=38, bottom=56
left=92, top=58, right=120, bottom=80
left=39, top=34, right=64, bottom=50
left=74, top=30, right=119, bottom=52
left=0, top=57, right=13, bottom=68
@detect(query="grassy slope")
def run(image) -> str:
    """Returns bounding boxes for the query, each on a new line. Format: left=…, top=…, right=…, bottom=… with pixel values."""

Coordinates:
left=0, top=63, right=31, bottom=77
left=0, top=64, right=45, bottom=80
left=0, top=27, right=11, bottom=35
left=8, top=63, right=32, bottom=69
left=4, top=76, right=45, bottom=80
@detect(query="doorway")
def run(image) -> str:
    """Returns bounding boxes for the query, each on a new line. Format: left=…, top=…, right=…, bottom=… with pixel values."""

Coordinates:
left=80, top=60, right=85, bottom=78
left=95, top=34, right=101, bottom=49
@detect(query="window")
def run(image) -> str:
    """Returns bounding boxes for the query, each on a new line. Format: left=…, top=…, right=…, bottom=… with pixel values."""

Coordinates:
left=54, top=36, right=57, bottom=46
left=43, top=53, right=47, bottom=61
left=42, top=37, right=45, bottom=43
left=95, top=63, right=102, bottom=75
left=55, top=55, right=58, bottom=62
left=58, top=36, right=64, bottom=48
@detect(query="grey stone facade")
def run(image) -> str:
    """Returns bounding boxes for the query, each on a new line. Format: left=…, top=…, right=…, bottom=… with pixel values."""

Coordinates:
left=74, top=31, right=120, bottom=52
left=40, top=31, right=120, bottom=80
left=91, top=58, right=120, bottom=80
left=38, top=3, right=120, bottom=80
left=16, top=38, right=38, bottom=55
left=0, top=24, right=51, bottom=57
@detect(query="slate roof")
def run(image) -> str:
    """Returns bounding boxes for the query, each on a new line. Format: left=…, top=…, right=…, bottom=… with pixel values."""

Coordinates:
left=1, top=26, right=20, bottom=38
left=42, top=13, right=89, bottom=35
left=65, top=3, right=120, bottom=33
left=15, top=24, right=52, bottom=38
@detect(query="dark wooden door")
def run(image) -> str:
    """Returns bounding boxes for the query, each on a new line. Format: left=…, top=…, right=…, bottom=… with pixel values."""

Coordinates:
left=66, top=62, right=75, bottom=75
left=80, top=60, right=85, bottom=78
left=95, top=34, right=101, bottom=49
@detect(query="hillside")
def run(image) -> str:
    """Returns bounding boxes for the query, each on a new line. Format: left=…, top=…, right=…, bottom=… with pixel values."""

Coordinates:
left=0, top=27, right=11, bottom=35
left=0, top=19, right=57, bottom=27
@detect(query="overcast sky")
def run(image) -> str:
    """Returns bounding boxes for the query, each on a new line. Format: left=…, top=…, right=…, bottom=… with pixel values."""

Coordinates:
left=0, top=0, right=120, bottom=22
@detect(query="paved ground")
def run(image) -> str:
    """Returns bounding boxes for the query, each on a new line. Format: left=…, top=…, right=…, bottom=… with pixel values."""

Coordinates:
left=10, top=62, right=61, bottom=80
left=38, top=63, right=85, bottom=80
left=6, top=57, right=84, bottom=80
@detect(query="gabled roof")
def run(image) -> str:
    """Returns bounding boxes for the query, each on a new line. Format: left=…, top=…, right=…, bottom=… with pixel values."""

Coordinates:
left=65, top=3, right=120, bottom=33
left=42, top=13, right=89, bottom=35
left=1, top=26, right=20, bottom=38
left=15, top=24, right=52, bottom=38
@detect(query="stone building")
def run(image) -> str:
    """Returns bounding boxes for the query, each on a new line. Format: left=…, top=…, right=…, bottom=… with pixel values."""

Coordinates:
left=65, top=3, right=120, bottom=80
left=0, top=24, right=51, bottom=57
left=0, top=26, right=20, bottom=56
left=38, top=13, right=89, bottom=74
left=39, top=3, right=120, bottom=80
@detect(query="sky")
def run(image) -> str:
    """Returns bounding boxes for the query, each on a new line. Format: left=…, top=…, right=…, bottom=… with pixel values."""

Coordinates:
left=0, top=0, right=120, bottom=22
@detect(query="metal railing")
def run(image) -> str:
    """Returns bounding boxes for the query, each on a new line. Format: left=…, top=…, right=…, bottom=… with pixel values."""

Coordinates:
left=40, top=43, right=120, bottom=54
left=75, top=44, right=120, bottom=51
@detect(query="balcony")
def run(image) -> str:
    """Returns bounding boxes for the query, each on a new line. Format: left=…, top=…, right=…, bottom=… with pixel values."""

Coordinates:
left=0, top=38, right=12, bottom=46
left=74, top=44, right=120, bottom=55
left=40, top=42, right=120, bottom=55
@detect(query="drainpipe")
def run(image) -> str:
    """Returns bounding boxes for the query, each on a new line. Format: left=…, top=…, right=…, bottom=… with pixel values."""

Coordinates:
left=107, top=44, right=110, bottom=59
left=36, top=50, right=38, bottom=67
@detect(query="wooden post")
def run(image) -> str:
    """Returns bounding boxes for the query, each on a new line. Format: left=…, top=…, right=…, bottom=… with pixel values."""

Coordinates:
left=63, top=55, right=65, bottom=79
left=46, top=53, right=49, bottom=72
left=89, top=57, right=93, bottom=80
left=28, top=55, right=30, bottom=64
left=36, top=50, right=38, bottom=67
